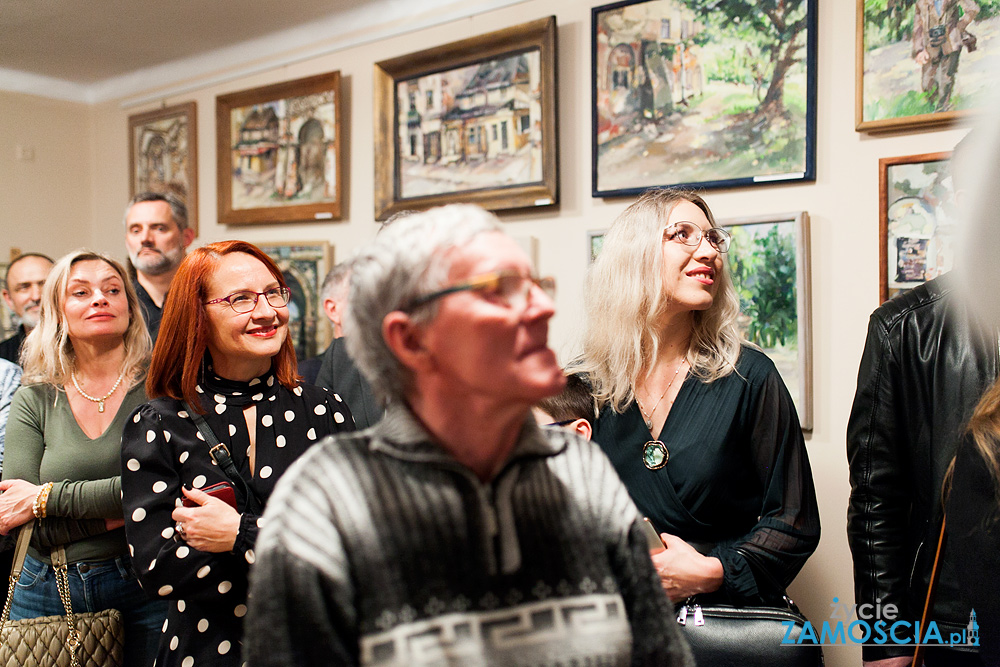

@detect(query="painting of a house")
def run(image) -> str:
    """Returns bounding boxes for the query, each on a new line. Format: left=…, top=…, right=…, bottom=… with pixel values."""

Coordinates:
left=129, top=102, right=197, bottom=232
left=228, top=91, right=337, bottom=211
left=396, top=51, right=543, bottom=199
left=592, top=0, right=816, bottom=196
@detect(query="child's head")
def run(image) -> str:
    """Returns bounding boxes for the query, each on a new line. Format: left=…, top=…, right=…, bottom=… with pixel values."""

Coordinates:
left=533, top=373, right=595, bottom=440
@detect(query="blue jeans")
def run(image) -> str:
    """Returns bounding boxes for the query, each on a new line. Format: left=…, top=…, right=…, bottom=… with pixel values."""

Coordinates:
left=10, top=554, right=167, bottom=667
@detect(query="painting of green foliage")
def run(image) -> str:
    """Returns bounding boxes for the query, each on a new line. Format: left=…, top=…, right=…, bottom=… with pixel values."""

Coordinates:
left=722, top=212, right=812, bottom=429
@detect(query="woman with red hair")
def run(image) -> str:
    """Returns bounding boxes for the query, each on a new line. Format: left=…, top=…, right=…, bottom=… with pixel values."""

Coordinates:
left=120, top=240, right=353, bottom=667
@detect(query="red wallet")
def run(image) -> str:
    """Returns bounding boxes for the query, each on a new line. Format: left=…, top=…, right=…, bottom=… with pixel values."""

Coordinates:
left=182, top=481, right=237, bottom=509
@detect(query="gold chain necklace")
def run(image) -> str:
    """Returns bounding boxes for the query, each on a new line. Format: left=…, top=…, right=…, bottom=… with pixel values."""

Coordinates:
left=635, top=358, right=687, bottom=430
left=71, top=369, right=126, bottom=413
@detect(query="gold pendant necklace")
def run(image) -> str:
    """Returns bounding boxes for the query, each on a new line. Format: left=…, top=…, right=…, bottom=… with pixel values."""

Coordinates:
left=71, top=369, right=126, bottom=413
left=635, top=359, right=687, bottom=430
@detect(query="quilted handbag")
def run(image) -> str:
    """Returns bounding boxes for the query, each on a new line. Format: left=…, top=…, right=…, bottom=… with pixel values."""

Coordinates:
left=674, top=548, right=823, bottom=667
left=0, top=522, right=123, bottom=667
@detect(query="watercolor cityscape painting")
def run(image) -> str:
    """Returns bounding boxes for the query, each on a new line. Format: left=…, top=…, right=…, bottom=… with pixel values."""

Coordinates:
left=395, top=50, right=544, bottom=199
left=592, top=0, right=816, bottom=196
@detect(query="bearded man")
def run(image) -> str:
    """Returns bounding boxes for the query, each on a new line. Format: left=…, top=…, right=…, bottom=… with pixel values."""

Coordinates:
left=123, top=192, right=195, bottom=343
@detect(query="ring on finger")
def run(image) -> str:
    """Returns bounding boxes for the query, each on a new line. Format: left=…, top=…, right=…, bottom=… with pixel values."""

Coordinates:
left=175, top=522, right=186, bottom=537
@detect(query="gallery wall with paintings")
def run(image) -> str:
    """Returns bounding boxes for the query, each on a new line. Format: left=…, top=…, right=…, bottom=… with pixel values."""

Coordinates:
left=0, top=3, right=985, bottom=665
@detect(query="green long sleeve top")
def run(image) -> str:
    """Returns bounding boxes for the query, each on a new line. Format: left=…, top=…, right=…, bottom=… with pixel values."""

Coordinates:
left=3, top=381, right=146, bottom=564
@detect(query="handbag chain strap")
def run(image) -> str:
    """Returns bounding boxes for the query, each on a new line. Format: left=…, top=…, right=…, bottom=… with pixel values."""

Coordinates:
left=2, top=520, right=82, bottom=667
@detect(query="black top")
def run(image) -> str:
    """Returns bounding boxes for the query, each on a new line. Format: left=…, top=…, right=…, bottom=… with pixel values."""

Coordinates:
left=0, top=325, right=26, bottom=364
left=133, top=279, right=162, bottom=344
left=314, top=337, right=383, bottom=430
left=947, top=434, right=1000, bottom=665
left=592, top=346, right=820, bottom=604
left=121, top=367, right=354, bottom=667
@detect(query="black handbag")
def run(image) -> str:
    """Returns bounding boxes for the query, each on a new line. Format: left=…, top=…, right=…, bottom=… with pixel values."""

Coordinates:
left=675, top=548, right=823, bottom=667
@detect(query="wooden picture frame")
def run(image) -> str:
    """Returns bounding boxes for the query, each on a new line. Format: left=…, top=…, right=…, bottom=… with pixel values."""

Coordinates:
left=879, top=151, right=955, bottom=302
left=720, top=211, right=813, bottom=431
left=216, top=72, right=342, bottom=225
left=373, top=16, right=559, bottom=220
left=257, top=241, right=334, bottom=361
left=856, top=0, right=991, bottom=132
left=592, top=0, right=817, bottom=197
left=128, top=102, right=198, bottom=235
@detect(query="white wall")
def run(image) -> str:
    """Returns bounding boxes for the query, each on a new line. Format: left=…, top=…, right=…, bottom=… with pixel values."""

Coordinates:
left=3, top=1, right=978, bottom=664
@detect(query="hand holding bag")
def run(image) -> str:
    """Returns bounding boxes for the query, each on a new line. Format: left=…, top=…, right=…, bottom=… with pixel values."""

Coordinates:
left=0, top=521, right=123, bottom=667
left=674, top=547, right=824, bottom=667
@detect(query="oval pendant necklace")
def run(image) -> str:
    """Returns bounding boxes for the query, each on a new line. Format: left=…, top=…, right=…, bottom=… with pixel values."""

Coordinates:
left=636, top=359, right=688, bottom=470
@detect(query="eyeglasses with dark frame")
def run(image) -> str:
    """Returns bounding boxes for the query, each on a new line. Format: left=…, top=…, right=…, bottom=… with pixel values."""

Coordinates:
left=664, top=221, right=732, bottom=253
left=404, top=270, right=556, bottom=313
left=205, top=287, right=291, bottom=313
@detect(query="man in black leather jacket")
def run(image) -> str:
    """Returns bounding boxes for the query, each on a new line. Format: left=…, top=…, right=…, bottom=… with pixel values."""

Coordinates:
left=848, top=273, right=997, bottom=665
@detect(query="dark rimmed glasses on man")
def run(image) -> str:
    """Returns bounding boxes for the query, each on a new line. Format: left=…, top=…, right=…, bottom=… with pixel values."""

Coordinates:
left=205, top=287, right=291, bottom=313
left=664, top=221, right=732, bottom=253
left=404, top=270, right=556, bottom=313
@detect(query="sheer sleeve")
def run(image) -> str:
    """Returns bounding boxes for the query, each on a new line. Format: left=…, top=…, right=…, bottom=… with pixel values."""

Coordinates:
left=709, top=370, right=820, bottom=603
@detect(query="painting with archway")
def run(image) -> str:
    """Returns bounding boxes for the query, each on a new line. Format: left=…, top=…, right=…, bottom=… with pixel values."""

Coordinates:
left=217, top=71, right=342, bottom=225
left=592, top=0, right=817, bottom=197
left=128, top=101, right=198, bottom=234
left=258, top=241, right=333, bottom=361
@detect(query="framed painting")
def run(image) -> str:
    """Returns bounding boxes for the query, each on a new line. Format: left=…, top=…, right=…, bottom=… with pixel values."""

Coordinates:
left=879, top=151, right=955, bottom=302
left=217, top=72, right=342, bottom=225
left=721, top=211, right=813, bottom=430
left=373, top=16, right=559, bottom=219
left=258, top=241, right=334, bottom=362
left=592, top=0, right=817, bottom=197
left=856, top=0, right=995, bottom=132
left=588, top=230, right=608, bottom=264
left=128, top=102, right=198, bottom=234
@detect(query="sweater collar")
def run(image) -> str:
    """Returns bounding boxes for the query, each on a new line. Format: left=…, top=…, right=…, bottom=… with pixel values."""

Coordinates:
left=371, top=402, right=566, bottom=470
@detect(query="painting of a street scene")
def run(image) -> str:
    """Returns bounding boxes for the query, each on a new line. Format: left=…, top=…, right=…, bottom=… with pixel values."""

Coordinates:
left=881, top=153, right=955, bottom=301
left=228, top=92, right=337, bottom=211
left=258, top=242, right=331, bottom=361
left=723, top=213, right=812, bottom=429
left=859, top=0, right=999, bottom=130
left=593, top=0, right=815, bottom=196
left=396, top=50, right=543, bottom=199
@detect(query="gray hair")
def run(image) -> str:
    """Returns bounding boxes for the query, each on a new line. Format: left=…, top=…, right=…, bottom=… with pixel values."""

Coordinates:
left=344, top=205, right=503, bottom=405
left=123, top=191, right=188, bottom=231
left=320, top=261, right=353, bottom=303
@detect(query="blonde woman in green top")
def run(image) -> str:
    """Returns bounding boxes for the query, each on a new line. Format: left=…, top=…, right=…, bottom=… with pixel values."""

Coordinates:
left=0, top=250, right=166, bottom=666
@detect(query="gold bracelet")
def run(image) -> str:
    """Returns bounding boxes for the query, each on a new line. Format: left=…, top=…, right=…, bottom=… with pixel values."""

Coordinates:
left=32, top=482, right=53, bottom=519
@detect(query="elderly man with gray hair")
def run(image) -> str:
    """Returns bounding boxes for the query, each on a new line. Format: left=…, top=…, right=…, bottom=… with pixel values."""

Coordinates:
left=244, top=205, right=692, bottom=667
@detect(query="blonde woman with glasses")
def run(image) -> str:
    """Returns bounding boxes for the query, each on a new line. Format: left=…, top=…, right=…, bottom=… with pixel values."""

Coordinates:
left=578, top=189, right=820, bottom=607
left=0, top=250, right=167, bottom=666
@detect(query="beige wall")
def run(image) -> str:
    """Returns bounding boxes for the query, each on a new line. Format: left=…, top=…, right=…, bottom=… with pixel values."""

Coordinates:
left=3, top=1, right=976, bottom=664
left=0, top=91, right=93, bottom=259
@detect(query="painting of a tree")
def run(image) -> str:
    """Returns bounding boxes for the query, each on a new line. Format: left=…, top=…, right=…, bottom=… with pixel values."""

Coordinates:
left=592, top=0, right=816, bottom=196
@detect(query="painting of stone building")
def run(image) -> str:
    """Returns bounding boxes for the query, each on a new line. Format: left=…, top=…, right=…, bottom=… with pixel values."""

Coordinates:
left=129, top=102, right=197, bottom=231
left=258, top=242, right=332, bottom=360
left=228, top=91, right=337, bottom=211
left=593, top=0, right=816, bottom=195
left=396, top=50, right=543, bottom=199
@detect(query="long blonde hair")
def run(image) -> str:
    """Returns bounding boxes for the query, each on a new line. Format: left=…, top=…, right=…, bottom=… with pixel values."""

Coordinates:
left=950, top=378, right=1000, bottom=509
left=20, top=250, right=150, bottom=389
left=578, top=189, right=742, bottom=412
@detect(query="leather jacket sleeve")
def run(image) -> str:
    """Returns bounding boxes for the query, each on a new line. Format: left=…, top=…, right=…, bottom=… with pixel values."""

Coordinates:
left=846, top=312, right=913, bottom=661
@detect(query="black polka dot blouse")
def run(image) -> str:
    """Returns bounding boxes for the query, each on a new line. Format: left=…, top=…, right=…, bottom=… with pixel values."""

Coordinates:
left=121, top=368, right=354, bottom=667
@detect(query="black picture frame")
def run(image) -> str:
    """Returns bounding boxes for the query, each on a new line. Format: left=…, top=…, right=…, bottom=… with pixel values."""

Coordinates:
left=591, top=0, right=817, bottom=198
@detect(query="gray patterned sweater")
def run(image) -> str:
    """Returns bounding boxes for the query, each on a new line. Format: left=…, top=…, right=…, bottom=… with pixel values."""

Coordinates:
left=244, top=403, right=692, bottom=667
